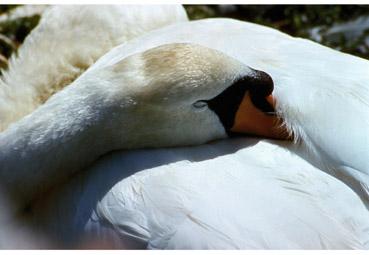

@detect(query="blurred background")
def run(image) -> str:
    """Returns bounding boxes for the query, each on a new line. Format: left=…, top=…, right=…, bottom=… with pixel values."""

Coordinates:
left=1, top=4, right=369, bottom=73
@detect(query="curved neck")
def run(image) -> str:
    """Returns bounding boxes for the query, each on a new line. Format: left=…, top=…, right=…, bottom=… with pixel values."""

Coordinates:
left=0, top=82, right=122, bottom=208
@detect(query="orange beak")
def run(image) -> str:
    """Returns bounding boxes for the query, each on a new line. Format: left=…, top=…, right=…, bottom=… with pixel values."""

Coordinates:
left=230, top=92, right=291, bottom=140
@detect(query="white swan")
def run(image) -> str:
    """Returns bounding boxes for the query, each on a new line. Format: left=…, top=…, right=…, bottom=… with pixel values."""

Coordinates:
left=1, top=7, right=369, bottom=249
left=80, top=17, right=369, bottom=207
left=36, top=19, right=368, bottom=249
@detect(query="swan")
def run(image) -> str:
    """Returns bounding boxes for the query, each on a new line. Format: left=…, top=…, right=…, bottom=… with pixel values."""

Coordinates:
left=37, top=19, right=369, bottom=249
left=1, top=8, right=369, bottom=249
left=78, top=17, right=368, bottom=208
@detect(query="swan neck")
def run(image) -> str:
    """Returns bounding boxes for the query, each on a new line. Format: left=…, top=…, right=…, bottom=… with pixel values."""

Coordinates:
left=0, top=88, right=119, bottom=208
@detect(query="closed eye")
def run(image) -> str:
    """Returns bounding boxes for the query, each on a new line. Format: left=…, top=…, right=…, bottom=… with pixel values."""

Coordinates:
left=193, top=100, right=208, bottom=109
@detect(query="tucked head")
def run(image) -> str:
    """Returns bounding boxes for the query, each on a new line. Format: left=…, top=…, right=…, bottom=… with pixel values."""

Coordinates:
left=82, top=43, right=289, bottom=148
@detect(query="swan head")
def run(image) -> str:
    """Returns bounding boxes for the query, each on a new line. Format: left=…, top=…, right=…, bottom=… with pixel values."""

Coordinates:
left=82, top=43, right=285, bottom=149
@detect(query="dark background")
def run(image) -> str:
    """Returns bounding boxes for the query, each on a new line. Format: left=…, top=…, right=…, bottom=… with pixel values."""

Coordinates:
left=1, top=5, right=369, bottom=71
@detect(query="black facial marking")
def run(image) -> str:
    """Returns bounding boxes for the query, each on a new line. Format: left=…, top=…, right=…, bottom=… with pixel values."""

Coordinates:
left=205, top=77, right=247, bottom=131
left=205, top=70, right=274, bottom=134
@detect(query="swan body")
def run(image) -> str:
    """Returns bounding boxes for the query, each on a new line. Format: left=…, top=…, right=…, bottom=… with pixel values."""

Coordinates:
left=0, top=8, right=368, bottom=249
left=30, top=138, right=369, bottom=249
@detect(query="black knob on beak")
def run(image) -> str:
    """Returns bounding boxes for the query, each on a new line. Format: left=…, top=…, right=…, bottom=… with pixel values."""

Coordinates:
left=248, top=70, right=274, bottom=97
left=241, top=70, right=275, bottom=114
